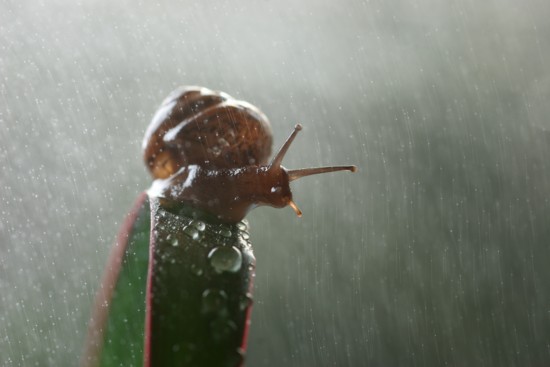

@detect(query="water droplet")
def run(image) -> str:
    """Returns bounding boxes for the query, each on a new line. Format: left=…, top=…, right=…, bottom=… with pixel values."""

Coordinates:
left=171, top=239, right=179, bottom=247
left=236, top=221, right=247, bottom=231
left=210, top=145, right=221, bottom=156
left=190, top=263, right=203, bottom=276
left=193, top=220, right=206, bottom=232
left=240, top=232, right=250, bottom=240
left=184, top=226, right=200, bottom=240
left=201, top=289, right=228, bottom=314
left=239, top=293, right=253, bottom=311
left=218, top=137, right=230, bottom=147
left=208, top=246, right=242, bottom=273
left=219, top=228, right=232, bottom=238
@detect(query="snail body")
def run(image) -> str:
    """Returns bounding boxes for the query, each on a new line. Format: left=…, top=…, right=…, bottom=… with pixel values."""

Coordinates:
left=148, top=164, right=291, bottom=223
left=143, top=86, right=356, bottom=222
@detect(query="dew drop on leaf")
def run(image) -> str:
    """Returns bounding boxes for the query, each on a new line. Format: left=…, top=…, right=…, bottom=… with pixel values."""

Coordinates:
left=236, top=221, right=247, bottom=231
left=192, top=220, right=206, bottom=232
left=239, top=293, right=253, bottom=311
left=219, top=228, right=232, bottom=238
left=201, top=289, right=228, bottom=314
left=207, top=246, right=242, bottom=273
left=183, top=226, right=200, bottom=240
left=190, top=263, right=203, bottom=276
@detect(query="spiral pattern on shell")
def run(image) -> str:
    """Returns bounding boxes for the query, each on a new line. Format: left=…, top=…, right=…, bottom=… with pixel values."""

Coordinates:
left=143, top=86, right=273, bottom=179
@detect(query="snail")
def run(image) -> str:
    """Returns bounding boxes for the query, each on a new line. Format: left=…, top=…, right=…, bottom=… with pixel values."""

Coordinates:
left=84, top=86, right=357, bottom=367
left=143, top=86, right=357, bottom=222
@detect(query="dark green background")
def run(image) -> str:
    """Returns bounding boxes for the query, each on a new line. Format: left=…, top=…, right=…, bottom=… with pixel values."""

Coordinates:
left=1, top=0, right=549, bottom=365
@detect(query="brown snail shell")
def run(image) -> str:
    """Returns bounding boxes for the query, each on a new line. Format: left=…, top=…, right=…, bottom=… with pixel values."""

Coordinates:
left=143, top=86, right=273, bottom=179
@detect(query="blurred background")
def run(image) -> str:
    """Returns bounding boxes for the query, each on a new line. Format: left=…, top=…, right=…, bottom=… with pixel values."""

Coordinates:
left=1, top=0, right=550, bottom=365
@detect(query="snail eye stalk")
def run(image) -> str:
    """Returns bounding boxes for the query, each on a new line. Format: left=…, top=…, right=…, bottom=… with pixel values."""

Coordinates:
left=267, top=123, right=357, bottom=219
left=288, top=165, right=357, bottom=181
left=270, top=123, right=357, bottom=180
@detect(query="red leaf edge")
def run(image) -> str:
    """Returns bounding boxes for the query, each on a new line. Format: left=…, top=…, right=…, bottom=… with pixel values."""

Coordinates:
left=143, top=195, right=156, bottom=367
left=81, top=192, right=149, bottom=367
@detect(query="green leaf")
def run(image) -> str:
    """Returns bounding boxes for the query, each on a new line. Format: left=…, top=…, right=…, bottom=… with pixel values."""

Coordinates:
left=83, top=194, right=255, bottom=367
left=83, top=193, right=151, bottom=367
left=144, top=197, right=255, bottom=367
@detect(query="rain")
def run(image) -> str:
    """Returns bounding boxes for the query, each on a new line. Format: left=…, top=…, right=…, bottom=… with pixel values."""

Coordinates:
left=1, top=0, right=549, bottom=365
